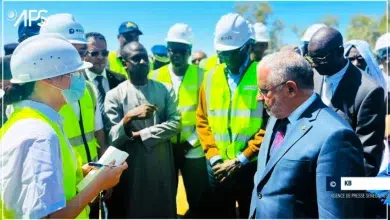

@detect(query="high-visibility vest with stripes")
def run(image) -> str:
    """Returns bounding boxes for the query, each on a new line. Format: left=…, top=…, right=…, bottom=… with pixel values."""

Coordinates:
left=204, top=55, right=219, bottom=73
left=59, top=81, right=99, bottom=164
left=108, top=51, right=128, bottom=79
left=149, top=64, right=203, bottom=144
left=0, top=106, right=89, bottom=219
left=204, top=62, right=263, bottom=160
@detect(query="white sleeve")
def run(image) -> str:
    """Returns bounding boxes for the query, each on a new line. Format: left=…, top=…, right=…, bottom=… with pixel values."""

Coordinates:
left=0, top=119, right=66, bottom=219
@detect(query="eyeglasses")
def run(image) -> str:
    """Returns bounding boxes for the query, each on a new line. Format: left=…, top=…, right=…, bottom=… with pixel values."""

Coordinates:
left=347, top=56, right=365, bottom=62
left=127, top=54, right=149, bottom=64
left=78, top=50, right=87, bottom=58
left=60, top=71, right=82, bottom=81
left=217, top=44, right=247, bottom=61
left=191, top=58, right=203, bottom=64
left=305, top=45, right=343, bottom=65
left=168, top=47, right=189, bottom=55
left=122, top=32, right=139, bottom=42
left=258, top=81, right=288, bottom=96
left=87, top=50, right=109, bottom=57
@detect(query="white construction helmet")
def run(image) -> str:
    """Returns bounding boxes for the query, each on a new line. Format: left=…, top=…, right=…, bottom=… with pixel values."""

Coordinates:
left=375, top=33, right=390, bottom=52
left=10, top=33, right=92, bottom=84
left=165, top=23, right=193, bottom=45
left=40, top=13, right=88, bottom=44
left=214, top=13, right=251, bottom=51
left=252, top=23, right=269, bottom=42
left=301, top=23, right=327, bottom=42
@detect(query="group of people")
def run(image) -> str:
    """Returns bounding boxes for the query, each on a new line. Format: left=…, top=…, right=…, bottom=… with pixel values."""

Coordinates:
left=0, top=10, right=389, bottom=219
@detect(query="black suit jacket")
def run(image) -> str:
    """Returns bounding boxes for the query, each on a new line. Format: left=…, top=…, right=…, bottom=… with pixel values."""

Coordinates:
left=83, top=69, right=126, bottom=91
left=314, top=63, right=385, bottom=177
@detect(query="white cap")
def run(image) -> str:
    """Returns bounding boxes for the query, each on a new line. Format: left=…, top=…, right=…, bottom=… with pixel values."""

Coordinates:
left=10, top=33, right=92, bottom=84
left=214, top=13, right=251, bottom=51
left=252, top=22, right=269, bottom=42
left=40, top=13, right=89, bottom=44
left=165, top=23, right=193, bottom=45
left=301, top=23, right=327, bottom=42
left=0, top=89, right=4, bottom=99
left=375, top=33, right=390, bottom=52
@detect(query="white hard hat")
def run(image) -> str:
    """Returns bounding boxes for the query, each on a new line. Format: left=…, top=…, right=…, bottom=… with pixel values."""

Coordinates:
left=10, top=33, right=92, bottom=84
left=165, top=23, right=193, bottom=45
left=375, top=33, right=390, bottom=52
left=0, top=89, right=4, bottom=99
left=40, top=13, right=88, bottom=44
left=214, top=13, right=251, bottom=51
left=301, top=23, right=327, bottom=42
left=253, top=22, right=269, bottom=42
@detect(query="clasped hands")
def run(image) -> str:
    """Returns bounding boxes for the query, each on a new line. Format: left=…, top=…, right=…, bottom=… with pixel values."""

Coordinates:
left=212, top=159, right=242, bottom=183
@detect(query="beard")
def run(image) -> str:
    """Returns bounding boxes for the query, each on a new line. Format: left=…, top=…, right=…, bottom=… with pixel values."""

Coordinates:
left=264, top=97, right=284, bottom=118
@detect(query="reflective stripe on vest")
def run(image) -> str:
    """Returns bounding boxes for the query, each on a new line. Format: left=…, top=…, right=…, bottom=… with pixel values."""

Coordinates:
left=205, top=55, right=219, bottom=73
left=0, top=107, right=89, bottom=219
left=150, top=64, right=203, bottom=145
left=59, top=81, right=99, bottom=164
left=108, top=51, right=128, bottom=79
left=204, top=62, right=263, bottom=160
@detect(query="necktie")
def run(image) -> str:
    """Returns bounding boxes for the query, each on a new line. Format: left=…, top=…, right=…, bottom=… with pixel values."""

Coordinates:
left=322, top=77, right=333, bottom=106
left=95, top=75, right=106, bottom=116
left=269, top=118, right=289, bottom=157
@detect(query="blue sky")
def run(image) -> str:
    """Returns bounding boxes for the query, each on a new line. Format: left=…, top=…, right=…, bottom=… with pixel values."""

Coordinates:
left=2, top=1, right=387, bottom=57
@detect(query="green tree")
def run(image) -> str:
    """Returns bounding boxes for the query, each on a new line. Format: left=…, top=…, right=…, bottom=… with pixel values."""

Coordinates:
left=235, top=2, right=284, bottom=51
left=346, top=14, right=381, bottom=48
left=320, top=15, right=339, bottom=28
left=378, top=5, right=389, bottom=34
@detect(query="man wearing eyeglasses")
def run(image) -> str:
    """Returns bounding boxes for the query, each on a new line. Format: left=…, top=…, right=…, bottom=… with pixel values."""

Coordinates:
left=196, top=13, right=265, bottom=218
left=84, top=32, right=126, bottom=124
left=105, top=41, right=181, bottom=218
left=108, top=21, right=143, bottom=78
left=308, top=27, right=386, bottom=218
left=191, top=51, right=207, bottom=66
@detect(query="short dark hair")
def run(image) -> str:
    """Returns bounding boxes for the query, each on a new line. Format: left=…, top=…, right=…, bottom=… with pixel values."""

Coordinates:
left=85, top=32, right=107, bottom=44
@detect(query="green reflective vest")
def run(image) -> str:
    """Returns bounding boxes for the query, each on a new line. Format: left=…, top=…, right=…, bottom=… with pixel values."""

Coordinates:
left=0, top=106, right=89, bottom=219
left=204, top=62, right=263, bottom=160
left=204, top=55, right=219, bottom=73
left=108, top=51, right=128, bottom=79
left=149, top=64, right=203, bottom=144
left=59, top=82, right=99, bottom=164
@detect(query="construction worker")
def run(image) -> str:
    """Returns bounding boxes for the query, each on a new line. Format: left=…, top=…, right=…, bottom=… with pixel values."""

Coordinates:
left=249, top=23, right=269, bottom=62
left=40, top=13, right=107, bottom=165
left=108, top=21, right=143, bottom=78
left=150, top=44, right=170, bottom=70
left=0, top=33, right=127, bottom=219
left=191, top=51, right=207, bottom=66
left=149, top=23, right=209, bottom=218
left=196, top=13, right=265, bottom=218
left=300, top=23, right=327, bottom=56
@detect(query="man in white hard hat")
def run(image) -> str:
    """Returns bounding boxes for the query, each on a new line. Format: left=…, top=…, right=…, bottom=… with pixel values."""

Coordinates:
left=301, top=23, right=327, bottom=56
left=39, top=13, right=108, bottom=218
left=250, top=22, right=269, bottom=62
left=196, top=13, right=265, bottom=218
left=149, top=23, right=209, bottom=218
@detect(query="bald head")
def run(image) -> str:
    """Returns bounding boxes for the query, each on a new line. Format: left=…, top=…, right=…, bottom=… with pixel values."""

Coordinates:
left=121, top=41, right=147, bottom=60
left=308, top=27, right=343, bottom=56
left=192, top=51, right=207, bottom=65
left=307, top=27, right=347, bottom=76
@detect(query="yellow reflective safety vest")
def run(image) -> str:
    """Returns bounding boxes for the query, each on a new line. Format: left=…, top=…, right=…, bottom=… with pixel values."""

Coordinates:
left=204, top=55, right=219, bottom=73
left=204, top=62, right=263, bottom=160
left=0, top=106, right=89, bottom=219
left=59, top=81, right=99, bottom=164
left=149, top=64, right=203, bottom=144
left=108, top=51, right=128, bottom=79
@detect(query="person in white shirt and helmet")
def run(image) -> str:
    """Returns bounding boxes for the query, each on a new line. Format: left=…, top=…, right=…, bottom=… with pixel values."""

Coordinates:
left=0, top=33, right=127, bottom=219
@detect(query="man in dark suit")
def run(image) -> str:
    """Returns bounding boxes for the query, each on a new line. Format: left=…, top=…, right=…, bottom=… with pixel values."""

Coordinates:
left=308, top=27, right=386, bottom=218
left=83, top=32, right=126, bottom=121
left=249, top=51, right=365, bottom=219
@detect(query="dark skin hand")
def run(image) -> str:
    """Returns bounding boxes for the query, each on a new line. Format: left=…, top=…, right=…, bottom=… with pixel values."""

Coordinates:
left=212, top=159, right=240, bottom=183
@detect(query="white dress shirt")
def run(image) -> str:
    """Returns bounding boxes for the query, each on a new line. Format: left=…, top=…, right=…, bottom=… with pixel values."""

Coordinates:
left=85, top=69, right=110, bottom=94
left=0, top=100, right=73, bottom=218
left=321, top=61, right=350, bottom=106
left=168, top=64, right=204, bottom=158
